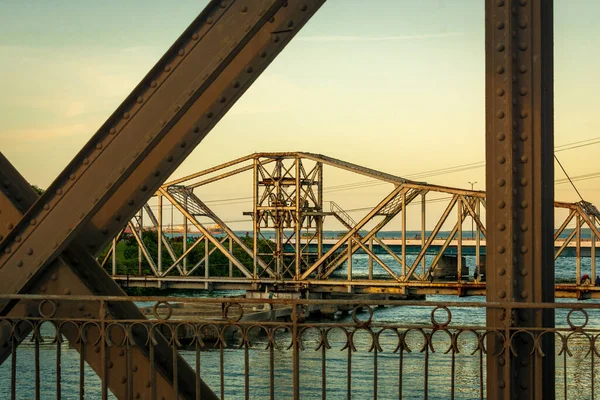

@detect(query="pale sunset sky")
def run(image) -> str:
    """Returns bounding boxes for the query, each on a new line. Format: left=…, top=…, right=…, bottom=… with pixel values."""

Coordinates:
left=1, top=1, right=599, bottom=230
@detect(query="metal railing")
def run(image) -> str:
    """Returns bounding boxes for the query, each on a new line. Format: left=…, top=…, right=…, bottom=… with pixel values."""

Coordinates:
left=0, top=294, right=598, bottom=399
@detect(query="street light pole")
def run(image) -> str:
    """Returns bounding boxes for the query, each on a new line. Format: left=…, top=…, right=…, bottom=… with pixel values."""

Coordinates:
left=468, top=181, right=477, bottom=239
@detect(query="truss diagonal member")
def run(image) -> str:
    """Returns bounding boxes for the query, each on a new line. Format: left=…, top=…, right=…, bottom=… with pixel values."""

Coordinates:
left=424, top=198, right=476, bottom=279
left=460, top=195, right=487, bottom=237
left=186, top=160, right=273, bottom=189
left=165, top=153, right=257, bottom=187
left=0, top=153, right=217, bottom=399
left=160, top=188, right=254, bottom=278
left=142, top=203, right=184, bottom=275
left=127, top=221, right=160, bottom=276
left=404, top=195, right=459, bottom=281
left=187, top=235, right=229, bottom=276
left=323, top=188, right=422, bottom=278
left=554, top=217, right=584, bottom=260
left=352, top=239, right=401, bottom=281
left=575, top=203, right=600, bottom=241
left=300, top=185, right=405, bottom=280
left=554, top=208, right=576, bottom=242
left=0, top=0, right=325, bottom=299
left=330, top=203, right=406, bottom=271
left=100, top=228, right=124, bottom=269
left=165, top=187, right=274, bottom=277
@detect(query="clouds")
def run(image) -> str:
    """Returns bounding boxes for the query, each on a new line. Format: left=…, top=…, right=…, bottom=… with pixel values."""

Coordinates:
left=1, top=123, right=88, bottom=141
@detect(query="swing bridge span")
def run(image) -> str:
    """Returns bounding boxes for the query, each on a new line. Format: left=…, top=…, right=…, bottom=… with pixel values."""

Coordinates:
left=103, top=152, right=600, bottom=299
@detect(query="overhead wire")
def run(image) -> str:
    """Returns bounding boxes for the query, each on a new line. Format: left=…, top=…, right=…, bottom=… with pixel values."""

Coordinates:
left=143, top=135, right=600, bottom=210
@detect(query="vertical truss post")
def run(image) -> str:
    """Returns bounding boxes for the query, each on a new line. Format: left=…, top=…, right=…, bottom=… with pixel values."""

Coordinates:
left=157, top=194, right=163, bottom=275
left=317, top=162, right=324, bottom=261
left=253, top=157, right=259, bottom=279
left=111, top=238, right=117, bottom=276
left=592, top=219, right=597, bottom=282
left=138, top=209, right=143, bottom=276
left=401, top=189, right=406, bottom=277
left=485, top=1, right=554, bottom=399
left=421, top=193, right=426, bottom=278
left=205, top=237, right=209, bottom=289
left=476, top=199, right=481, bottom=270
left=457, top=196, right=463, bottom=282
left=295, top=157, right=301, bottom=279
left=576, top=214, right=581, bottom=284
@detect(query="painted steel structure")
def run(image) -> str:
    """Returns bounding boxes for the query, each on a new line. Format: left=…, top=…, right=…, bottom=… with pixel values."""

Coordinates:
left=0, top=295, right=597, bottom=399
left=103, top=152, right=600, bottom=300
left=0, top=0, right=557, bottom=398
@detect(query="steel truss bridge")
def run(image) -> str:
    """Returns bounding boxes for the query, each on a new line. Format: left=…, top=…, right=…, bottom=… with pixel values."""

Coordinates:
left=101, top=151, right=600, bottom=298
left=0, top=0, right=577, bottom=398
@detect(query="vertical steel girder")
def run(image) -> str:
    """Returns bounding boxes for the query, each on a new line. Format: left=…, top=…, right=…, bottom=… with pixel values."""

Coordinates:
left=0, top=0, right=325, bottom=299
left=0, top=153, right=217, bottom=399
left=253, top=155, right=323, bottom=279
left=485, top=1, right=554, bottom=399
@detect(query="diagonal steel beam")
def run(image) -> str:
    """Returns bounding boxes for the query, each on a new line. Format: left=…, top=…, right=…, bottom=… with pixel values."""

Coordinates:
left=160, top=188, right=254, bottom=278
left=404, top=195, right=459, bottom=281
left=300, top=185, right=404, bottom=280
left=322, top=188, right=423, bottom=278
left=142, top=203, right=184, bottom=275
left=424, top=198, right=476, bottom=279
left=0, top=0, right=325, bottom=302
left=0, top=153, right=217, bottom=399
left=165, top=186, right=274, bottom=277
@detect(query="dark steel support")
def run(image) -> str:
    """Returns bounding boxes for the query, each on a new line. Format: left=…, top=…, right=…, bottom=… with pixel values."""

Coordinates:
left=0, top=0, right=325, bottom=299
left=0, top=153, right=217, bottom=399
left=485, top=1, right=554, bottom=399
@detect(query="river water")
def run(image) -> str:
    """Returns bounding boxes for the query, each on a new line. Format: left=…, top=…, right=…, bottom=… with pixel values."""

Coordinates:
left=1, top=254, right=599, bottom=399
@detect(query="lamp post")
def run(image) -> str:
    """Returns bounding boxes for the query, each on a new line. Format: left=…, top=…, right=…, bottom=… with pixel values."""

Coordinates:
left=468, top=181, right=477, bottom=239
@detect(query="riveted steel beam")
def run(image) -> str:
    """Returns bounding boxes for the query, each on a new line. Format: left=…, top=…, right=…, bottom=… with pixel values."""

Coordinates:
left=0, top=0, right=325, bottom=299
left=485, top=1, right=554, bottom=399
left=0, top=153, right=217, bottom=399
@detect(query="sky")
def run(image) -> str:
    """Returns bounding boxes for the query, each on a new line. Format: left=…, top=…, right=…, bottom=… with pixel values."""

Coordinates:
left=1, top=0, right=600, bottom=230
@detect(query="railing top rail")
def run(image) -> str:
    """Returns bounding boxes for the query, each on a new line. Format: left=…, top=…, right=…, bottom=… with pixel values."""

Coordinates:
left=2, top=293, right=599, bottom=310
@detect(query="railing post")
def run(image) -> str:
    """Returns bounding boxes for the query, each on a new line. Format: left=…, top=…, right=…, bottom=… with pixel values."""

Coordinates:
left=292, top=302, right=300, bottom=400
left=485, top=1, right=555, bottom=399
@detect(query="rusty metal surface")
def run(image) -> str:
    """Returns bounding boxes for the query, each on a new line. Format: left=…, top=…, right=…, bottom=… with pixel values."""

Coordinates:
left=0, top=0, right=326, bottom=298
left=0, top=153, right=218, bottom=399
left=1, top=294, right=598, bottom=399
left=485, top=1, right=555, bottom=398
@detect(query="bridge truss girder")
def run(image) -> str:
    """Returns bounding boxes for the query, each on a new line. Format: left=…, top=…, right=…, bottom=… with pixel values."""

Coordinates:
left=0, top=0, right=326, bottom=398
left=102, top=152, right=598, bottom=296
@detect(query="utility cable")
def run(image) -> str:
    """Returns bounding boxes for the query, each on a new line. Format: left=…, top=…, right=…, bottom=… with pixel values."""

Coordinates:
left=554, top=154, right=585, bottom=203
